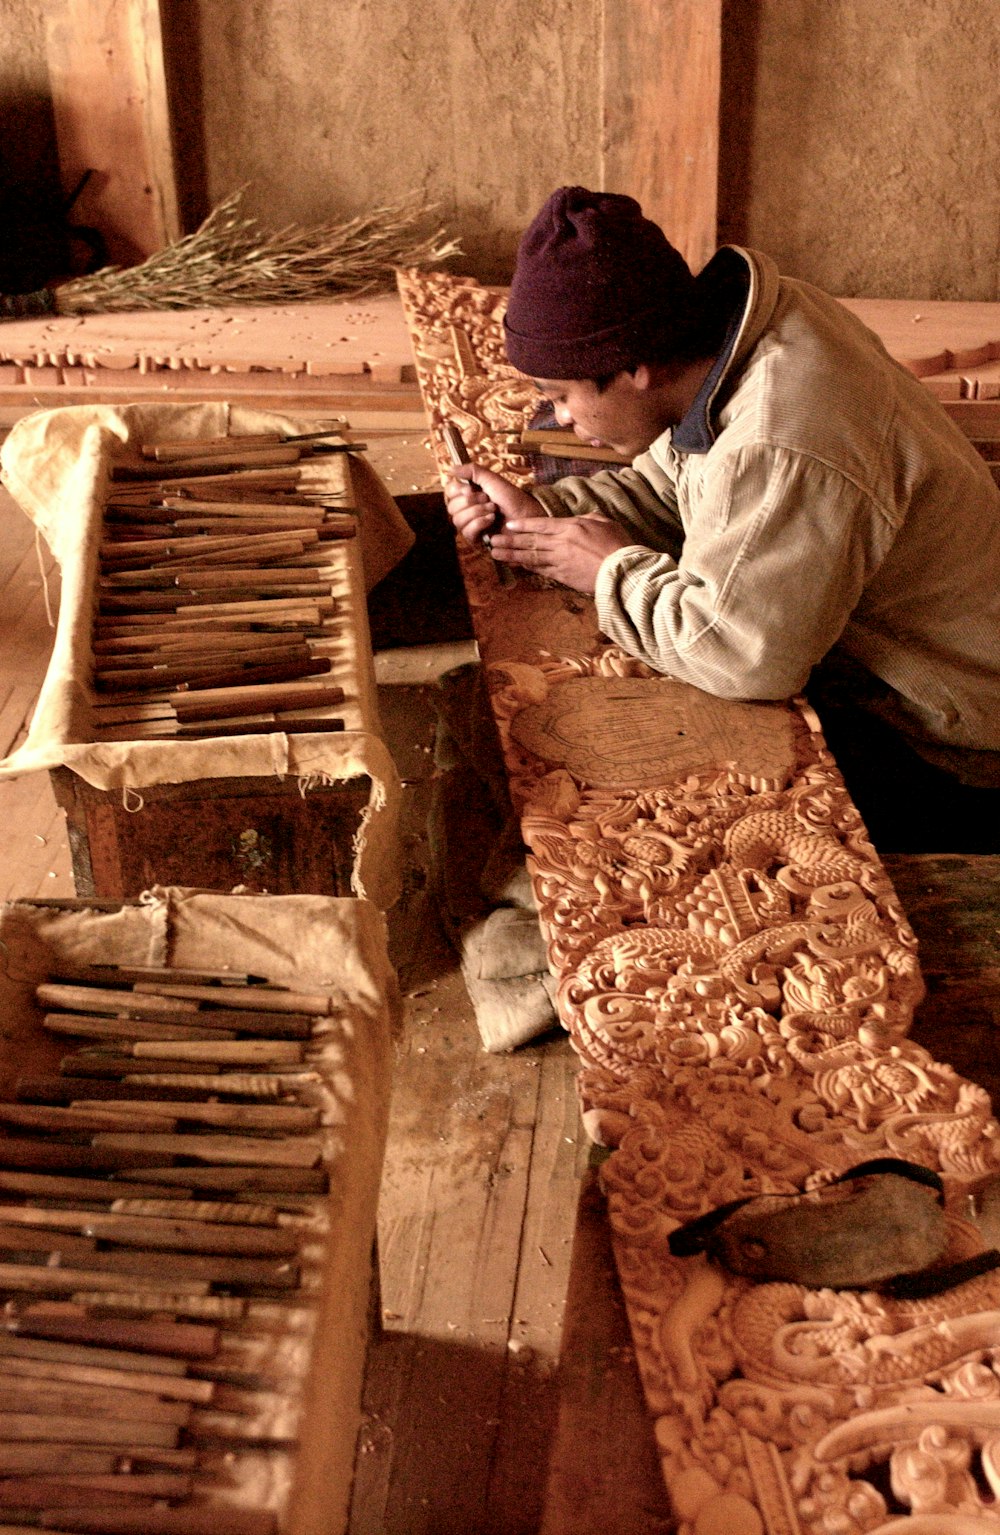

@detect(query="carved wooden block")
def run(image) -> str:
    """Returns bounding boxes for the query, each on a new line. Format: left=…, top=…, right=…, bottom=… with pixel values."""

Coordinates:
left=0, top=295, right=416, bottom=382
left=399, top=266, right=1000, bottom=1534
left=398, top=268, right=539, bottom=477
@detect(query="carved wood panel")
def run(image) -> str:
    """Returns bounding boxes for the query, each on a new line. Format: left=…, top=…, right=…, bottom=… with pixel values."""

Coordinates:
left=399, top=267, right=1000, bottom=1535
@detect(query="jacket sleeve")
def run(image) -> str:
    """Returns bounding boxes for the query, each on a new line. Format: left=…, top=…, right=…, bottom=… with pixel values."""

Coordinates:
left=592, top=442, right=899, bottom=699
left=532, top=457, right=685, bottom=559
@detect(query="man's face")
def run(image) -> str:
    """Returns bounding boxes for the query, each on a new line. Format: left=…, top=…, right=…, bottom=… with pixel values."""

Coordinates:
left=533, top=372, right=672, bottom=459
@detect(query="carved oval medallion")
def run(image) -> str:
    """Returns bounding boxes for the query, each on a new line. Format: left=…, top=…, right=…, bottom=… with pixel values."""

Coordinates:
left=509, top=676, right=797, bottom=791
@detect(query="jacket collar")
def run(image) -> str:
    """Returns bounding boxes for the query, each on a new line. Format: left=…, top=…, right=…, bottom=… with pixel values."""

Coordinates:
left=670, top=246, right=780, bottom=453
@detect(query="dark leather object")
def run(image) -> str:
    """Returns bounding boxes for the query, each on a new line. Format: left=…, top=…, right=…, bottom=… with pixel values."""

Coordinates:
left=668, top=1157, right=1000, bottom=1293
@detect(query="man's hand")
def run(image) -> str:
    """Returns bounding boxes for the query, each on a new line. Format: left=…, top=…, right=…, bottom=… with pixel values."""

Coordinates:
left=444, top=463, right=636, bottom=591
left=489, top=513, right=636, bottom=593
left=444, top=463, right=543, bottom=545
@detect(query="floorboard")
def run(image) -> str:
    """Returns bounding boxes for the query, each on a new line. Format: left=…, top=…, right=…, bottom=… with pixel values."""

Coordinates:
left=0, top=530, right=59, bottom=674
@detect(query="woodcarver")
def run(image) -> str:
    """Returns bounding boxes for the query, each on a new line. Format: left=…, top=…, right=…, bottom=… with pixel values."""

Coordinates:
left=445, top=186, right=1000, bottom=850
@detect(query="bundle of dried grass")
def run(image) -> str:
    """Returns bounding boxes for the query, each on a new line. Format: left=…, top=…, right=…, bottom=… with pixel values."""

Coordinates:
left=1, top=188, right=460, bottom=318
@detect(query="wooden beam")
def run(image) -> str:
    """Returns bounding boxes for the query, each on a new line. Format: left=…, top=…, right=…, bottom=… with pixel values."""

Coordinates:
left=600, top=0, right=722, bottom=272
left=43, top=0, right=181, bottom=264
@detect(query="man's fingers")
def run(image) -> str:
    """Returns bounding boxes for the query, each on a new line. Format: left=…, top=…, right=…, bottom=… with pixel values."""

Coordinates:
left=445, top=473, right=501, bottom=545
left=456, top=512, right=497, bottom=544
left=488, top=516, right=618, bottom=594
left=491, top=527, right=549, bottom=557
left=448, top=497, right=501, bottom=547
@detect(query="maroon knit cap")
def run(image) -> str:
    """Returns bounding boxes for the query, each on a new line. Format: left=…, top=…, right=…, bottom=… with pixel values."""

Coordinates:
left=503, top=186, right=697, bottom=379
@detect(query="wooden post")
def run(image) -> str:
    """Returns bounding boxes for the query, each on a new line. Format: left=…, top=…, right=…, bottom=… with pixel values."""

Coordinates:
left=43, top=0, right=181, bottom=263
left=600, top=0, right=722, bottom=273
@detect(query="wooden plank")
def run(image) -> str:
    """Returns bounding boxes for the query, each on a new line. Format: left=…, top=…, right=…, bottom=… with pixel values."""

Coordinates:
left=942, top=398, right=1000, bottom=433
left=0, top=294, right=418, bottom=378
left=350, top=951, right=587, bottom=1535
left=840, top=297, right=1000, bottom=382
left=0, top=787, right=73, bottom=903
left=0, top=539, right=61, bottom=695
left=366, top=1008, right=545, bottom=1533
left=600, top=0, right=722, bottom=271
left=0, top=492, right=38, bottom=591
left=884, top=853, right=1000, bottom=1107
left=348, top=733, right=582, bottom=1524
left=0, top=682, right=38, bottom=761
left=43, top=0, right=180, bottom=263
left=486, top=1042, right=590, bottom=1532
left=539, top=1166, right=674, bottom=1535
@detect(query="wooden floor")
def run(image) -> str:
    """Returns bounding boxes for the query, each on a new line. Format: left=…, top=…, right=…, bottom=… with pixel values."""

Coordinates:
left=352, top=677, right=593, bottom=1535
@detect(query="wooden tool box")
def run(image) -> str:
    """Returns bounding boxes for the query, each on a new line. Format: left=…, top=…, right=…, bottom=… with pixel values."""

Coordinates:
left=0, top=403, right=404, bottom=908
left=50, top=764, right=374, bottom=898
left=44, top=514, right=386, bottom=901
left=0, top=887, right=398, bottom=1535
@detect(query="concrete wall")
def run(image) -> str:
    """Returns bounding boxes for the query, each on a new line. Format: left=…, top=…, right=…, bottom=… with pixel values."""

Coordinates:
left=0, top=0, right=59, bottom=188
left=0, top=0, right=68, bottom=289
left=718, top=0, right=1000, bottom=299
left=189, top=0, right=603, bottom=282
left=2, top=0, right=998, bottom=298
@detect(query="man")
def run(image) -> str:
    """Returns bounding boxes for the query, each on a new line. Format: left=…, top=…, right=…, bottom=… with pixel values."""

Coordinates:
left=445, top=186, right=1000, bottom=850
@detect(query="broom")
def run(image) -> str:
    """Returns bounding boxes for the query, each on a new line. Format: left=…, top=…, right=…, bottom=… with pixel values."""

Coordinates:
left=0, top=187, right=460, bottom=318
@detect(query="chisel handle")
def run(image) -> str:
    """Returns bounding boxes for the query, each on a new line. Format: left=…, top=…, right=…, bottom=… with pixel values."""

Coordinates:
left=442, top=422, right=471, bottom=466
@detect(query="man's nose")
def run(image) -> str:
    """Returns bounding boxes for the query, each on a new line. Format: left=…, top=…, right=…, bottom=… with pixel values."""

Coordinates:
left=554, top=401, right=574, bottom=428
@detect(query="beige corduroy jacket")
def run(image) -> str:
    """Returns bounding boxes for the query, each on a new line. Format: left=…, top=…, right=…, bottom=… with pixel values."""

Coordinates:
left=531, top=247, right=1000, bottom=770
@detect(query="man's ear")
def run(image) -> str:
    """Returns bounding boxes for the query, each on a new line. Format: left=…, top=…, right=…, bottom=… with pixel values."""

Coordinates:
left=631, top=363, right=654, bottom=392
